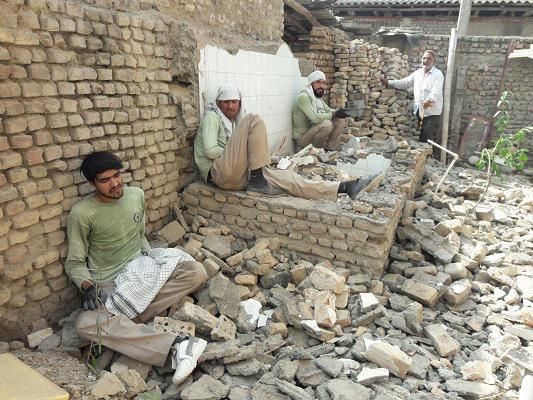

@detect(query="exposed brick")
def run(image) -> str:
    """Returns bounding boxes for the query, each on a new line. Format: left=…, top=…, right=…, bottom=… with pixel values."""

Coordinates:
left=3, top=261, right=32, bottom=280
left=0, top=151, right=22, bottom=169
left=22, top=147, right=44, bottom=166
left=9, top=134, right=33, bottom=149
left=12, top=210, right=40, bottom=229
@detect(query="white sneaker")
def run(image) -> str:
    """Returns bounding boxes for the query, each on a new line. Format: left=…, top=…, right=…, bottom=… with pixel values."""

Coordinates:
left=171, top=336, right=207, bottom=386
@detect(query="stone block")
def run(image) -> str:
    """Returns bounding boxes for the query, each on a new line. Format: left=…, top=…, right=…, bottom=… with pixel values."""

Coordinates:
left=443, top=279, right=471, bottom=305
left=363, top=339, right=412, bottom=378
left=400, top=279, right=440, bottom=307
left=424, top=324, right=460, bottom=357
left=173, top=302, right=217, bottom=335
left=307, top=265, right=346, bottom=295
left=157, top=221, right=185, bottom=244
left=211, top=315, right=236, bottom=341
left=27, top=327, right=53, bottom=348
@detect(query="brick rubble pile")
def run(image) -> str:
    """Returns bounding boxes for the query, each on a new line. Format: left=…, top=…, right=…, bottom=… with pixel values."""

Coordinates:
left=3, top=155, right=532, bottom=400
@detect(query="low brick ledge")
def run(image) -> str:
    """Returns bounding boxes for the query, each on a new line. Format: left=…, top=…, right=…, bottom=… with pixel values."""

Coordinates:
left=181, top=146, right=429, bottom=277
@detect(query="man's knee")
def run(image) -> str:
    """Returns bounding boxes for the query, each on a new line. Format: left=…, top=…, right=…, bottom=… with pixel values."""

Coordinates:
left=183, top=261, right=208, bottom=290
left=316, top=119, right=333, bottom=132
left=75, top=310, right=98, bottom=340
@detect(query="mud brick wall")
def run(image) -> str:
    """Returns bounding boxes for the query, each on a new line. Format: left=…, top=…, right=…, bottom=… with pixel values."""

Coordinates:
left=182, top=147, right=429, bottom=278
left=0, top=0, right=284, bottom=339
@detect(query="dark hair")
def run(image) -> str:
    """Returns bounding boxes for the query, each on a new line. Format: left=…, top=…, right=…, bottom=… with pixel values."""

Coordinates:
left=80, top=151, right=123, bottom=182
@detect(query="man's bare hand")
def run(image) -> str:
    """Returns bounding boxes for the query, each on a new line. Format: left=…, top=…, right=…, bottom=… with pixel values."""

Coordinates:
left=380, top=77, right=388, bottom=87
left=422, top=99, right=434, bottom=109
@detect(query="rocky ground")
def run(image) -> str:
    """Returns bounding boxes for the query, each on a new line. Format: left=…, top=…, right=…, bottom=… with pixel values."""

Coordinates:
left=1, top=154, right=532, bottom=400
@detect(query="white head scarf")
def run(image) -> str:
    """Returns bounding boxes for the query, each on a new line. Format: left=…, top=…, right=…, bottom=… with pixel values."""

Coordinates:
left=304, top=70, right=327, bottom=113
left=206, top=84, right=246, bottom=138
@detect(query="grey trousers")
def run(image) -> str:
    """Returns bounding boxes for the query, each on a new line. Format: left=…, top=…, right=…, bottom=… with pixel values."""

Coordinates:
left=295, top=118, right=346, bottom=151
left=75, top=261, right=208, bottom=366
left=210, top=114, right=339, bottom=201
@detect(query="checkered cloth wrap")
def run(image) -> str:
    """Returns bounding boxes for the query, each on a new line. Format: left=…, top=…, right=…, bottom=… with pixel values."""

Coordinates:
left=105, top=248, right=195, bottom=319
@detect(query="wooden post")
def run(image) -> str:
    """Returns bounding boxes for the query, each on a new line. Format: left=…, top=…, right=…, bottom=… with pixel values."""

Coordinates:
left=456, top=0, right=473, bottom=35
left=441, top=28, right=457, bottom=164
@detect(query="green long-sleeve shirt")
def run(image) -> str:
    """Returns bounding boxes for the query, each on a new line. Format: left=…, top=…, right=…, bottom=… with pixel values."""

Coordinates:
left=292, top=92, right=333, bottom=139
left=65, top=186, right=150, bottom=289
left=194, top=111, right=228, bottom=181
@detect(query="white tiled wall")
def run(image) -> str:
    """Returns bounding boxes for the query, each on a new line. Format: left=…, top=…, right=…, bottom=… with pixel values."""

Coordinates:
left=198, top=44, right=307, bottom=154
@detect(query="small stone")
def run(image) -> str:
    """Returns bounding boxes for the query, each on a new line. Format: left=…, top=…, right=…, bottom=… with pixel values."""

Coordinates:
left=181, top=374, right=230, bottom=400
left=158, top=221, right=186, bottom=244
left=89, top=371, right=126, bottom=398
left=326, top=379, right=372, bottom=400
left=314, top=356, right=343, bottom=378
left=460, top=360, right=494, bottom=382
left=356, top=367, right=389, bottom=384
left=425, top=324, right=461, bottom=358
left=443, top=279, right=471, bottom=305
left=27, top=327, right=53, bottom=348
left=359, top=292, right=379, bottom=312
left=363, top=339, right=412, bottom=378
left=203, top=235, right=233, bottom=259
left=444, top=379, right=498, bottom=398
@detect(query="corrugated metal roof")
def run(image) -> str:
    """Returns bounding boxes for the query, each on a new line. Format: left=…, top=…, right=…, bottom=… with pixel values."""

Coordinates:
left=333, top=0, right=533, bottom=6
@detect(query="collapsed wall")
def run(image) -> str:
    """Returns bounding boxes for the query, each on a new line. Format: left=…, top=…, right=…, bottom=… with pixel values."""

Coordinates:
left=182, top=144, right=430, bottom=278
left=0, top=0, right=284, bottom=339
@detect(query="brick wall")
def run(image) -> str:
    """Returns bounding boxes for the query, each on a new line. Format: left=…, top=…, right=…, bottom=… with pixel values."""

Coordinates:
left=0, top=0, right=283, bottom=339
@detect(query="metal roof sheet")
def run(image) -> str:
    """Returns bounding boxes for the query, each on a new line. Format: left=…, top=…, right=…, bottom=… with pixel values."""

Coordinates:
left=333, top=0, right=533, bottom=7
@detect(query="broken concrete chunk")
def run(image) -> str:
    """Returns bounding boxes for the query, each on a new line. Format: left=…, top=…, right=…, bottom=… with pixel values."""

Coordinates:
left=209, top=272, right=242, bottom=319
left=307, top=265, right=346, bottom=295
left=444, top=379, right=498, bottom=398
left=357, top=367, right=389, bottom=384
left=314, top=356, right=343, bottom=378
left=360, top=292, right=380, bottom=312
left=89, top=371, right=126, bottom=398
left=111, top=355, right=152, bottom=380
left=400, top=279, right=440, bottom=307
left=363, top=339, right=412, bottom=378
left=443, top=279, right=472, bottom=306
left=460, top=360, right=495, bottom=382
left=173, top=302, right=218, bottom=335
left=326, top=379, right=372, bottom=400
left=275, top=379, right=314, bottom=400
left=301, top=320, right=335, bottom=342
left=158, top=221, right=185, bottom=244
left=400, top=223, right=458, bottom=263
left=153, top=317, right=195, bottom=337
left=203, top=235, right=233, bottom=259
left=314, top=291, right=337, bottom=328
left=27, top=327, right=53, bottom=348
left=424, top=324, right=461, bottom=358
left=211, top=315, right=237, bottom=341
left=181, top=374, right=230, bottom=400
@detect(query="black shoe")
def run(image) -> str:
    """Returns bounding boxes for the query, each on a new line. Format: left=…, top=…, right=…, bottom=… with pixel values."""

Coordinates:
left=344, top=172, right=385, bottom=199
left=246, top=181, right=285, bottom=197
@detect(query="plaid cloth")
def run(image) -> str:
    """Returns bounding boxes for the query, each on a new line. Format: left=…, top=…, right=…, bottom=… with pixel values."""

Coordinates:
left=105, top=248, right=195, bottom=319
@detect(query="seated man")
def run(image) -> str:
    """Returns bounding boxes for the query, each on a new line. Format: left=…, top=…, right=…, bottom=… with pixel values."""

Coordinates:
left=194, top=84, right=383, bottom=200
left=66, top=151, right=208, bottom=386
left=292, top=70, right=349, bottom=151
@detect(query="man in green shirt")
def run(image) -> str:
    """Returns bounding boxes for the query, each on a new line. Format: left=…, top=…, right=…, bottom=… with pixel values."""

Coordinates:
left=65, top=151, right=208, bottom=385
left=292, top=70, right=349, bottom=151
left=195, top=84, right=385, bottom=201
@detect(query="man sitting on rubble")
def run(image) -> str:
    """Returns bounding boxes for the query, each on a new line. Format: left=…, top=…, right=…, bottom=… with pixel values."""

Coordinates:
left=194, top=84, right=384, bottom=200
left=65, top=151, right=208, bottom=386
left=381, top=50, right=444, bottom=148
left=292, top=70, right=350, bottom=151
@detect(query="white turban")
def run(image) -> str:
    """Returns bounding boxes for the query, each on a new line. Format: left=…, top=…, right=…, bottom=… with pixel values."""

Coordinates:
left=205, top=84, right=246, bottom=138
left=216, top=84, right=241, bottom=101
left=308, top=70, right=326, bottom=85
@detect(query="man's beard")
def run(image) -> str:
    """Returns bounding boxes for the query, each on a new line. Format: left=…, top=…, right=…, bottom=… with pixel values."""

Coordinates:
left=313, top=88, right=324, bottom=98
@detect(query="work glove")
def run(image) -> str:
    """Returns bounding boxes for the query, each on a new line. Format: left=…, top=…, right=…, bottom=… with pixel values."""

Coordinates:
left=82, top=285, right=108, bottom=311
left=334, top=108, right=350, bottom=119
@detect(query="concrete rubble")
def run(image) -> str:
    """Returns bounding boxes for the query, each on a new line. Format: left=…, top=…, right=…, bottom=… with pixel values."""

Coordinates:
left=1, top=158, right=532, bottom=400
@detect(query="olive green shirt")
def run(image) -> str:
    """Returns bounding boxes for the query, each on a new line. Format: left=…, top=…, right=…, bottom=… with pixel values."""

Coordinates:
left=65, top=186, right=150, bottom=289
left=194, top=111, right=229, bottom=181
left=292, top=92, right=333, bottom=139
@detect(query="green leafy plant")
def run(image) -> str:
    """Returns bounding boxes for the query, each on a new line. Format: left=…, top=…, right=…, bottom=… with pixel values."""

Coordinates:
left=476, top=91, right=530, bottom=175
left=462, top=91, right=530, bottom=221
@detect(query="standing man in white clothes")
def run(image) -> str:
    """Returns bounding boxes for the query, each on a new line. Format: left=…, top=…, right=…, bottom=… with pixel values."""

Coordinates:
left=381, top=50, right=444, bottom=148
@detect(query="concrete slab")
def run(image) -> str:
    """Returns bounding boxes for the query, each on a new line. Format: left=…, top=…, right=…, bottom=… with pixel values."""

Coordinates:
left=0, top=353, right=69, bottom=400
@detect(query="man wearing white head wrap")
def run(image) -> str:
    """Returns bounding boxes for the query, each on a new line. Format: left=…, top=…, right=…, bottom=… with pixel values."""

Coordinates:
left=292, top=70, right=350, bottom=151
left=194, top=84, right=385, bottom=200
